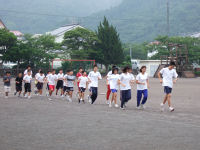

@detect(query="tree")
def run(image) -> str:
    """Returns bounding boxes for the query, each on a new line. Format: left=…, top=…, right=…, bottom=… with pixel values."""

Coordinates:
left=62, top=27, right=103, bottom=63
left=148, top=36, right=200, bottom=64
left=3, top=34, right=57, bottom=70
left=0, top=29, right=17, bottom=68
left=96, top=17, right=124, bottom=70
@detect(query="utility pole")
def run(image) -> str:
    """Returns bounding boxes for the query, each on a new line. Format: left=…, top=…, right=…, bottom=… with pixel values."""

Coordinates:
left=167, top=0, right=170, bottom=36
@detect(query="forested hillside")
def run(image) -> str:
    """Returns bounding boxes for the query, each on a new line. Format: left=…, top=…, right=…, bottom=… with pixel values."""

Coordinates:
left=0, top=0, right=200, bottom=42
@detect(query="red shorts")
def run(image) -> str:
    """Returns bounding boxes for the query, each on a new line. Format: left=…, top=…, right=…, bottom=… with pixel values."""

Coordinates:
left=49, top=85, right=55, bottom=91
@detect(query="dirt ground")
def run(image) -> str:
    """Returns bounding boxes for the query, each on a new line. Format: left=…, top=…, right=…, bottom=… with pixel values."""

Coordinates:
left=0, top=78, right=200, bottom=150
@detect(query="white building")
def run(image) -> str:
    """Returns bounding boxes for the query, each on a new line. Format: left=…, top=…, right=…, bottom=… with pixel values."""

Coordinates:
left=46, top=24, right=84, bottom=43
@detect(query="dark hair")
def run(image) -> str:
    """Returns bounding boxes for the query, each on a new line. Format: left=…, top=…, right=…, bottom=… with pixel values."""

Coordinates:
left=40, top=71, right=43, bottom=74
left=79, top=67, right=83, bottom=70
left=112, top=65, right=116, bottom=69
left=93, top=65, right=98, bottom=68
left=52, top=69, right=55, bottom=72
left=66, top=70, right=70, bottom=73
left=82, top=70, right=86, bottom=74
left=6, top=71, right=11, bottom=74
left=47, top=71, right=51, bottom=74
left=27, top=65, right=31, bottom=68
left=140, top=66, right=146, bottom=72
left=59, top=69, right=63, bottom=71
left=27, top=69, right=31, bottom=73
left=112, top=67, right=119, bottom=74
left=122, top=66, right=130, bottom=73
left=170, top=61, right=176, bottom=66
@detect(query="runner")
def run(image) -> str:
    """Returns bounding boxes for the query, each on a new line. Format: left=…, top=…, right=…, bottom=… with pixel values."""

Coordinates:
left=3, top=72, right=11, bottom=98
left=45, top=71, right=51, bottom=97
left=36, top=71, right=45, bottom=96
left=24, top=65, right=32, bottom=76
left=88, top=65, right=102, bottom=104
left=63, top=70, right=69, bottom=97
left=66, top=70, right=76, bottom=102
left=15, top=72, right=23, bottom=97
left=76, top=67, right=83, bottom=99
left=120, top=66, right=135, bottom=110
left=48, top=69, right=58, bottom=100
left=34, top=69, right=41, bottom=95
left=158, top=61, right=178, bottom=112
left=106, top=65, right=116, bottom=105
left=107, top=67, right=121, bottom=108
left=56, top=69, right=64, bottom=97
left=78, top=71, right=89, bottom=103
left=23, top=70, right=32, bottom=99
left=136, top=66, right=149, bottom=110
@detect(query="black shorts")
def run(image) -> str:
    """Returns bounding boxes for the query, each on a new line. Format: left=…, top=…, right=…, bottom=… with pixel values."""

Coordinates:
left=56, top=80, right=63, bottom=90
left=63, top=86, right=68, bottom=92
left=80, top=87, right=86, bottom=93
left=164, top=86, right=172, bottom=94
left=37, top=82, right=43, bottom=90
left=46, top=83, right=49, bottom=90
left=16, top=85, right=22, bottom=92
left=24, top=83, right=31, bottom=92
left=66, top=87, right=74, bottom=91
left=120, top=89, right=131, bottom=102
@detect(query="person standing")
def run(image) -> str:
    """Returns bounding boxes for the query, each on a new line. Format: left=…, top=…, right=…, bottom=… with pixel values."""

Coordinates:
left=15, top=72, right=23, bottom=97
left=158, top=61, right=178, bottom=112
left=24, top=65, right=32, bottom=76
left=120, top=67, right=135, bottom=110
left=106, top=65, right=116, bottom=105
left=88, top=65, right=102, bottom=104
left=23, top=70, right=32, bottom=99
left=76, top=67, right=83, bottom=98
left=136, top=66, right=149, bottom=110
left=3, top=72, right=11, bottom=98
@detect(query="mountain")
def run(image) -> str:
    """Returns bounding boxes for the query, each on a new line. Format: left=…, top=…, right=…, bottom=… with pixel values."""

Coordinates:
left=82, top=0, right=200, bottom=43
left=0, top=0, right=122, bottom=33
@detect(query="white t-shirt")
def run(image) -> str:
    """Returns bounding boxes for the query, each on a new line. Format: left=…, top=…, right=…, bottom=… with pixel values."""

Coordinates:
left=35, top=73, right=40, bottom=79
left=23, top=75, right=32, bottom=83
left=108, top=74, right=120, bottom=90
left=63, top=74, right=68, bottom=86
left=120, top=73, right=135, bottom=90
left=24, top=69, right=33, bottom=76
left=160, top=67, right=178, bottom=88
left=78, top=76, right=89, bottom=88
left=106, top=70, right=112, bottom=84
left=88, top=71, right=102, bottom=87
left=136, top=73, right=149, bottom=90
left=48, top=74, right=58, bottom=85
left=57, top=73, right=64, bottom=80
left=36, top=74, right=45, bottom=83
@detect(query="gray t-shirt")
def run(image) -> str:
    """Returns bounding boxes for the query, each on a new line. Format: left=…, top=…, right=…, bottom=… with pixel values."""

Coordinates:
left=3, top=76, right=11, bottom=86
left=67, top=75, right=75, bottom=87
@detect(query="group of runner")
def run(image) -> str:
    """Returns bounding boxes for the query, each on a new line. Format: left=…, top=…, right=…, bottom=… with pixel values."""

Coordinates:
left=3, top=61, right=178, bottom=112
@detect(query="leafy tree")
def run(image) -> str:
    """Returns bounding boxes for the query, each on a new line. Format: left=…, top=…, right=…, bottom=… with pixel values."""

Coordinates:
left=148, top=36, right=200, bottom=64
left=0, top=29, right=17, bottom=68
left=62, top=27, right=103, bottom=63
left=3, top=34, right=57, bottom=70
left=96, top=17, right=124, bottom=70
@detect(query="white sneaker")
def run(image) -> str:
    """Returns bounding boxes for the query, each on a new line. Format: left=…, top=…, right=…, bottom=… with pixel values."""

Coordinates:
left=169, top=107, right=175, bottom=112
left=160, top=103, right=164, bottom=112
left=68, top=98, right=72, bottom=102
left=88, top=95, right=92, bottom=103
left=24, top=94, right=28, bottom=98
left=28, top=96, right=31, bottom=99
left=120, top=107, right=125, bottom=110
left=136, top=106, right=141, bottom=110
left=109, top=103, right=112, bottom=108
left=115, top=104, right=119, bottom=108
left=140, top=104, right=146, bottom=110
left=48, top=98, right=52, bottom=101
left=106, top=100, right=110, bottom=105
left=61, top=95, right=64, bottom=98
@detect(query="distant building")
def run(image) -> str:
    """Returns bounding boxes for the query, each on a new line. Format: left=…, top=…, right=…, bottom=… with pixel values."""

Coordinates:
left=190, top=32, right=200, bottom=38
left=10, top=30, right=23, bottom=40
left=46, top=24, right=84, bottom=43
left=0, top=19, right=7, bottom=29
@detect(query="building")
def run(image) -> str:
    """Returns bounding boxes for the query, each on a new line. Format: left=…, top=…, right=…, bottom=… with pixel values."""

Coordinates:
left=10, top=30, right=23, bottom=40
left=0, top=19, right=7, bottom=29
left=46, top=24, right=84, bottom=43
left=132, top=59, right=167, bottom=77
left=190, top=32, right=200, bottom=38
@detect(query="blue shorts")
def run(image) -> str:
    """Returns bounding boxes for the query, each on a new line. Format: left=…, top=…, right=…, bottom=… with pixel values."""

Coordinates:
left=111, top=89, right=118, bottom=93
left=164, top=86, right=172, bottom=94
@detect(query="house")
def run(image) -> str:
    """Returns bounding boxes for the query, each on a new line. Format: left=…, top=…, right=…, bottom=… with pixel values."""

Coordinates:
left=190, top=32, right=200, bottom=38
left=46, top=24, right=84, bottom=43
left=10, top=30, right=23, bottom=40
left=0, top=19, right=7, bottom=29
